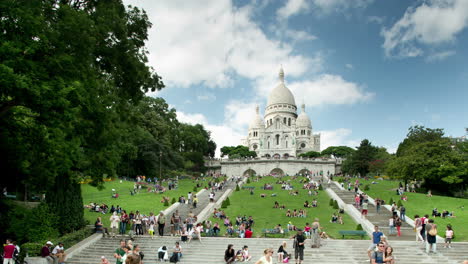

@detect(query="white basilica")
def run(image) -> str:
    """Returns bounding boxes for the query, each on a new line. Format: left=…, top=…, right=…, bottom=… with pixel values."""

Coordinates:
left=242, top=67, right=320, bottom=158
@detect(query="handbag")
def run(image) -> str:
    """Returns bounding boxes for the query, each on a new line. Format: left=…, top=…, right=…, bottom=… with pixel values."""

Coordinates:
left=429, top=228, right=437, bottom=236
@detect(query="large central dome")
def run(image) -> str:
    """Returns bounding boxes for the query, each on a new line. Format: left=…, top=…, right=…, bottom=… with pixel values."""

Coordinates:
left=266, top=67, right=296, bottom=107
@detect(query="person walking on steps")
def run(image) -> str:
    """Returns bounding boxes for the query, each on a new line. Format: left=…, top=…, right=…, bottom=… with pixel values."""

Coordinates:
left=293, top=229, right=306, bottom=264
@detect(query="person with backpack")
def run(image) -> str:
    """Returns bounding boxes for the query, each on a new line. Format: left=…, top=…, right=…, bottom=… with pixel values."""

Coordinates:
left=395, top=216, right=402, bottom=237
left=371, top=242, right=386, bottom=264
left=170, top=242, right=182, bottom=263
left=293, top=229, right=306, bottom=264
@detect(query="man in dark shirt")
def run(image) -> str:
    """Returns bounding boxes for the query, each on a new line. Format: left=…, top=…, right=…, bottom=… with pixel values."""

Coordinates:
left=41, top=241, right=56, bottom=264
left=293, top=229, right=306, bottom=264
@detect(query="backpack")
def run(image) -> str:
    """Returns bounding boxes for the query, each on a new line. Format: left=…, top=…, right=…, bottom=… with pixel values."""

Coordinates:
left=170, top=254, right=178, bottom=263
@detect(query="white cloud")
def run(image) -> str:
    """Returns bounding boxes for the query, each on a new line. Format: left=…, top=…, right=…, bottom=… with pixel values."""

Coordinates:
left=125, top=0, right=314, bottom=89
left=176, top=100, right=259, bottom=157
left=284, top=29, right=317, bottom=42
left=312, top=0, right=373, bottom=14
left=367, top=16, right=385, bottom=24
left=317, top=128, right=360, bottom=150
left=197, top=93, right=217, bottom=102
left=381, top=0, right=468, bottom=58
left=288, top=74, right=374, bottom=107
left=277, top=0, right=309, bottom=21
left=425, top=50, right=456, bottom=62
left=345, top=63, right=354, bottom=69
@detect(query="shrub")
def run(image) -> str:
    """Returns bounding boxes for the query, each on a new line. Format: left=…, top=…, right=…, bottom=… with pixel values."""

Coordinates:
left=22, top=242, right=43, bottom=257
left=247, top=178, right=251, bottom=184
left=356, top=224, right=363, bottom=230
left=397, top=200, right=403, bottom=207
left=318, top=185, right=323, bottom=190
left=389, top=197, right=394, bottom=205
left=235, top=185, right=240, bottom=192
left=59, top=228, right=93, bottom=248
left=221, top=200, right=227, bottom=209
left=329, top=198, right=334, bottom=206
left=163, top=199, right=169, bottom=207
left=193, top=186, right=198, bottom=192
left=171, top=197, right=176, bottom=204
left=364, top=185, right=370, bottom=191
left=225, top=197, right=231, bottom=206
left=333, top=200, right=339, bottom=209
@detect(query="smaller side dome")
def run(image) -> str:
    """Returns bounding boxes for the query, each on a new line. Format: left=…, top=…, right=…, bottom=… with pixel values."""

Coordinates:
left=249, top=105, right=264, bottom=129
left=296, top=104, right=311, bottom=127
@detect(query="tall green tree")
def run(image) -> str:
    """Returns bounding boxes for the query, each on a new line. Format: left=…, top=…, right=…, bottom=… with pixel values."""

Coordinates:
left=342, top=139, right=379, bottom=176
left=387, top=126, right=467, bottom=195
left=0, top=0, right=163, bottom=234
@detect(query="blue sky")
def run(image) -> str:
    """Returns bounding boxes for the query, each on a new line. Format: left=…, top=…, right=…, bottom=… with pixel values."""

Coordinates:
left=126, top=0, right=468, bottom=155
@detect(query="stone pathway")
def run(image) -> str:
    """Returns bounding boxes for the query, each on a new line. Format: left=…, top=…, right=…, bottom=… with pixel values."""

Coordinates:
left=328, top=181, right=416, bottom=241
left=162, top=179, right=237, bottom=234
left=64, top=236, right=468, bottom=264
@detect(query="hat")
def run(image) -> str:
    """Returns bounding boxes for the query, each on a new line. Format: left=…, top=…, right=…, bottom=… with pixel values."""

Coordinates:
left=297, top=228, right=303, bottom=232
left=46, top=241, right=53, bottom=245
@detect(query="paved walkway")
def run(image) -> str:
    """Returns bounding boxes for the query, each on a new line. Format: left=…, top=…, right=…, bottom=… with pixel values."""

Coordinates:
left=162, top=179, right=237, bottom=234
left=328, top=181, right=415, bottom=241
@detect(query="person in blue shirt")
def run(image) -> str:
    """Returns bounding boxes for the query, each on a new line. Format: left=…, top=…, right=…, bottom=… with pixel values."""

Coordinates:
left=367, top=226, right=384, bottom=261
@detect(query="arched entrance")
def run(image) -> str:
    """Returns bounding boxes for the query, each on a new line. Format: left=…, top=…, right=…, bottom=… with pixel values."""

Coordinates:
left=298, top=169, right=311, bottom=176
left=283, top=153, right=290, bottom=158
left=270, top=168, right=285, bottom=177
left=243, top=169, right=257, bottom=177
left=273, top=153, right=281, bottom=159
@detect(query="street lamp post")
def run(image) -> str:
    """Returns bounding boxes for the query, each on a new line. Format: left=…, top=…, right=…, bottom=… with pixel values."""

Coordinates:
left=159, top=151, right=162, bottom=179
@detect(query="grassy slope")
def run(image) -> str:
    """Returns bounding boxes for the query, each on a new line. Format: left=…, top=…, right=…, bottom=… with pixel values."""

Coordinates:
left=81, top=178, right=210, bottom=227
left=208, top=176, right=361, bottom=239
left=339, top=177, right=467, bottom=241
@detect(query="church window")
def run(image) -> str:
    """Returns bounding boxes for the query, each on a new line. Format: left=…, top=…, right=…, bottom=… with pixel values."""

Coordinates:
left=308, top=130, right=311, bottom=136
left=253, top=144, right=258, bottom=150
left=268, top=141, right=270, bottom=149
left=276, top=134, right=280, bottom=145
left=286, top=141, right=288, bottom=148
left=283, top=117, right=286, bottom=124
left=288, top=118, right=291, bottom=126
left=296, top=131, right=299, bottom=136
left=301, top=143, right=306, bottom=148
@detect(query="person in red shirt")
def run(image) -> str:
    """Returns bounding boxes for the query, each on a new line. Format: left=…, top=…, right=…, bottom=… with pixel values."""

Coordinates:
left=245, top=228, right=253, bottom=238
left=3, top=239, right=16, bottom=264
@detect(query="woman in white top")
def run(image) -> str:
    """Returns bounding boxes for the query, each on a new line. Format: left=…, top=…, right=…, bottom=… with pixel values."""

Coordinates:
left=109, top=212, right=120, bottom=238
left=255, top=248, right=274, bottom=264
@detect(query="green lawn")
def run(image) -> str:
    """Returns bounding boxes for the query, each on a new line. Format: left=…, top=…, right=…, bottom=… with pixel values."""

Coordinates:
left=208, top=176, right=362, bottom=239
left=337, top=177, right=468, bottom=241
left=81, top=178, right=211, bottom=227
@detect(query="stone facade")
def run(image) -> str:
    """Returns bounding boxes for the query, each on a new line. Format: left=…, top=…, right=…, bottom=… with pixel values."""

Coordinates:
left=242, top=67, right=320, bottom=158
left=220, top=157, right=337, bottom=177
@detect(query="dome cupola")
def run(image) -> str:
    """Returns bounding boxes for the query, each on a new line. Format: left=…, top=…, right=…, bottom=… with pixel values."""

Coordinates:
left=296, top=104, right=311, bottom=128
left=265, top=67, right=297, bottom=118
left=249, top=105, right=264, bottom=129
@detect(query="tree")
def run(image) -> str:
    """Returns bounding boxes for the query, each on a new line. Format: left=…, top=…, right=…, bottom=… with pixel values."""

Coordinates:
left=386, top=126, right=468, bottom=195
left=321, top=146, right=355, bottom=158
left=298, top=151, right=321, bottom=158
left=342, top=139, right=378, bottom=176
left=221, top=145, right=256, bottom=158
left=0, top=0, right=163, bottom=237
